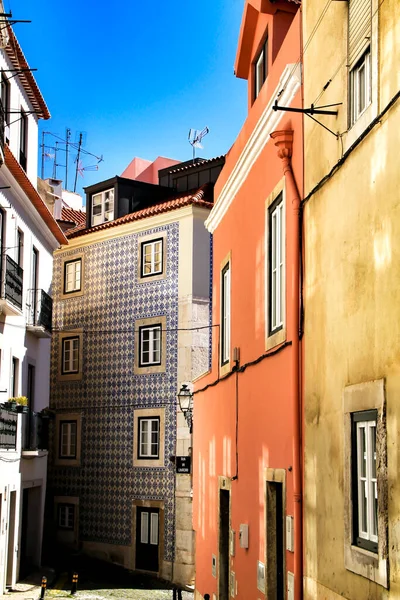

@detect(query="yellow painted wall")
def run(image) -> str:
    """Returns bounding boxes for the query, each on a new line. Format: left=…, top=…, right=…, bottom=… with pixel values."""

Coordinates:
left=303, top=0, right=400, bottom=596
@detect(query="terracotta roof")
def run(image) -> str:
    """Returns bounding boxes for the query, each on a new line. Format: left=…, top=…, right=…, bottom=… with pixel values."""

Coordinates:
left=4, top=145, right=67, bottom=244
left=5, top=26, right=50, bottom=120
left=168, top=155, right=225, bottom=175
left=66, top=184, right=213, bottom=239
left=61, top=206, right=86, bottom=226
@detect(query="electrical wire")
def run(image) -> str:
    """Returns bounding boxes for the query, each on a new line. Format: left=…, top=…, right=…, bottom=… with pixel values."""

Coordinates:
left=311, top=0, right=387, bottom=107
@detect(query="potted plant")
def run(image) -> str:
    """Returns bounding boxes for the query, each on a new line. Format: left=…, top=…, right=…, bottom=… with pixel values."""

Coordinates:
left=8, top=396, right=29, bottom=414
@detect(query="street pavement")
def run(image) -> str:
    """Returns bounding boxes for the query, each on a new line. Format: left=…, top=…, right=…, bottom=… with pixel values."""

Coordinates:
left=1, top=558, right=194, bottom=600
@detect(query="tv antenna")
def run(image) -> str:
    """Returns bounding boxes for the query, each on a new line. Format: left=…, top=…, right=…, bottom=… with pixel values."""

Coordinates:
left=188, top=126, right=209, bottom=162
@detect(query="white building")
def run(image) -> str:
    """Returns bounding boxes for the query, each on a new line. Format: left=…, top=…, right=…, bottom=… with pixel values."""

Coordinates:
left=0, top=23, right=67, bottom=593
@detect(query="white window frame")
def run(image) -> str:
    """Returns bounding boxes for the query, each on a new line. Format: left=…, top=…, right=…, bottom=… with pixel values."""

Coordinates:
left=221, top=263, right=231, bottom=365
left=269, top=197, right=284, bottom=334
left=62, top=337, right=80, bottom=374
left=64, top=259, right=82, bottom=294
left=354, top=412, right=378, bottom=550
left=91, top=188, right=114, bottom=226
left=138, top=417, right=160, bottom=459
left=139, top=325, right=162, bottom=366
left=59, top=421, right=77, bottom=459
left=141, top=238, right=163, bottom=277
left=254, top=35, right=268, bottom=100
left=350, top=48, right=371, bottom=125
left=58, top=504, right=75, bottom=530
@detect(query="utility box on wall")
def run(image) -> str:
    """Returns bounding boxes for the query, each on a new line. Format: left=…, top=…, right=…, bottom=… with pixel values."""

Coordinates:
left=239, top=524, right=249, bottom=548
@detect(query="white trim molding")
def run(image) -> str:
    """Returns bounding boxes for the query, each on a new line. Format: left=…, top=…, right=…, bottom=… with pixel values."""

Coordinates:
left=205, top=63, right=301, bottom=234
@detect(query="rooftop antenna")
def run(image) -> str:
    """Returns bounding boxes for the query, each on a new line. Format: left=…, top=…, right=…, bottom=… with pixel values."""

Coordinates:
left=188, top=126, right=209, bottom=162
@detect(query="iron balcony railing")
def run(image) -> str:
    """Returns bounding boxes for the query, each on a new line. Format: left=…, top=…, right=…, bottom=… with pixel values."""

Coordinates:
left=21, top=410, right=49, bottom=452
left=4, top=255, right=23, bottom=310
left=26, top=288, right=53, bottom=331
left=0, top=407, right=17, bottom=450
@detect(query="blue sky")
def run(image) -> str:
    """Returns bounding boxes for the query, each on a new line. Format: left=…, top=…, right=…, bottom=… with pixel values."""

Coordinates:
left=9, top=0, right=247, bottom=202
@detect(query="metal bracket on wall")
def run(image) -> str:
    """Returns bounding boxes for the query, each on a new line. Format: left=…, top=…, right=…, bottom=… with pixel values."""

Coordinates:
left=272, top=100, right=342, bottom=138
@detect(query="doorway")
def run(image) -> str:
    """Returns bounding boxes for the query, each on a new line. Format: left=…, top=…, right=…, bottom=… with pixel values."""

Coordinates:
left=135, top=507, right=159, bottom=572
left=6, top=490, right=17, bottom=588
left=266, top=481, right=284, bottom=599
left=219, top=489, right=230, bottom=600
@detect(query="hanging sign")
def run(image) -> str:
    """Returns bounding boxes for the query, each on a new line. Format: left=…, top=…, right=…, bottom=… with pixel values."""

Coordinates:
left=176, top=456, right=191, bottom=474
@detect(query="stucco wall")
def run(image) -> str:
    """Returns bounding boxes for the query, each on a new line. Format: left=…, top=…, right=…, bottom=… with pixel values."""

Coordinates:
left=303, top=97, right=400, bottom=599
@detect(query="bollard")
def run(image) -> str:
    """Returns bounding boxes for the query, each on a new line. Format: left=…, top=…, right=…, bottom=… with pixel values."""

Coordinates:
left=173, top=587, right=177, bottom=599
left=71, top=572, right=79, bottom=595
left=178, top=589, right=182, bottom=600
left=204, top=595, right=210, bottom=600
left=40, top=576, right=47, bottom=599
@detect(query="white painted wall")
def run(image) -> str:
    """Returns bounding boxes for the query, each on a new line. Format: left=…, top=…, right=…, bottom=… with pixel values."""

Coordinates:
left=0, top=48, right=39, bottom=188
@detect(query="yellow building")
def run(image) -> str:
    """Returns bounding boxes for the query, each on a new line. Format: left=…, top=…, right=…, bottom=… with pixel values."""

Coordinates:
left=303, top=0, right=400, bottom=596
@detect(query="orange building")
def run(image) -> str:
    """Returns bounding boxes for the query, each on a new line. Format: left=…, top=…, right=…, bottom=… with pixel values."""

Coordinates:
left=193, top=1, right=303, bottom=598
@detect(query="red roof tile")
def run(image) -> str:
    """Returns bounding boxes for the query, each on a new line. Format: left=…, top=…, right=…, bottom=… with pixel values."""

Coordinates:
left=66, top=184, right=213, bottom=239
left=4, top=145, right=67, bottom=245
left=61, top=207, right=86, bottom=226
left=5, top=26, right=50, bottom=120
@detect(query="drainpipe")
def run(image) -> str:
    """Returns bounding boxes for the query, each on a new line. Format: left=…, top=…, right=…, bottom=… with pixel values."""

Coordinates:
left=270, top=129, right=302, bottom=600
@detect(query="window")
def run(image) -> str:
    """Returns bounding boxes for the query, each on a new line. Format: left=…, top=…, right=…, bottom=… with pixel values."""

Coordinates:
left=344, top=379, right=388, bottom=588
left=138, top=417, right=160, bottom=459
left=11, top=357, right=18, bottom=396
left=58, top=504, right=75, bottom=530
left=133, top=407, right=165, bottom=467
left=61, top=336, right=80, bottom=375
left=269, top=195, right=284, bottom=334
left=350, top=49, right=371, bottom=125
left=141, top=239, right=163, bottom=277
left=91, top=188, right=114, bottom=226
left=221, top=263, right=231, bottom=365
left=139, top=324, right=162, bottom=367
left=254, top=36, right=268, bottom=100
left=59, top=420, right=77, bottom=459
left=352, top=410, right=378, bottom=552
left=1, top=71, right=10, bottom=131
left=64, top=259, right=82, bottom=294
left=17, top=230, right=23, bottom=267
left=19, top=109, right=27, bottom=171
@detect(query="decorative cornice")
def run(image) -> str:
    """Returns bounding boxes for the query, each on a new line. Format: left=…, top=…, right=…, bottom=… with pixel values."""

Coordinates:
left=205, top=64, right=301, bottom=234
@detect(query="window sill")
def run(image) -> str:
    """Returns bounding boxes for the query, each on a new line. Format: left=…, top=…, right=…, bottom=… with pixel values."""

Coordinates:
left=345, top=542, right=388, bottom=588
left=266, top=327, right=286, bottom=351
left=219, top=360, right=231, bottom=378
left=344, top=100, right=377, bottom=153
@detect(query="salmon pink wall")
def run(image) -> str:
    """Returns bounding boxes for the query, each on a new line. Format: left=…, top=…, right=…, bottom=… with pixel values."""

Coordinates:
left=193, top=4, right=302, bottom=599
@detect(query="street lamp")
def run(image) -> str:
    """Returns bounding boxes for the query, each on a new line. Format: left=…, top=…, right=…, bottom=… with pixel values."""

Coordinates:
left=177, top=384, right=193, bottom=432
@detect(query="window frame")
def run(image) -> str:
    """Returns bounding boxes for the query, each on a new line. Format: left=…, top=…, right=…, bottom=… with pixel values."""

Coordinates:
left=19, top=108, right=27, bottom=171
left=351, top=409, right=378, bottom=553
left=138, top=324, right=162, bottom=367
left=268, top=193, right=284, bottom=336
left=137, top=416, right=160, bottom=460
left=61, top=336, right=80, bottom=375
left=221, top=262, right=231, bottom=366
left=1, top=70, right=10, bottom=128
left=58, top=503, right=75, bottom=530
left=254, top=34, right=268, bottom=101
left=59, top=419, right=78, bottom=460
left=91, top=187, right=114, bottom=226
left=349, top=47, right=371, bottom=126
left=63, top=258, right=82, bottom=295
left=140, top=238, right=164, bottom=278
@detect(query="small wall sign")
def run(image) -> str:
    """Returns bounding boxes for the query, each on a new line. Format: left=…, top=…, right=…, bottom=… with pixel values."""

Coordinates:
left=176, top=456, right=191, bottom=474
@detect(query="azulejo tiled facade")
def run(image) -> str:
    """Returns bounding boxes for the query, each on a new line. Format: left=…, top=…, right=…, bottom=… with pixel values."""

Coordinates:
left=48, top=223, right=179, bottom=562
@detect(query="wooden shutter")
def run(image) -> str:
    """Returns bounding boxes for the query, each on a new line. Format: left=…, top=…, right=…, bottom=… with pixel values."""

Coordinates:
left=348, top=0, right=371, bottom=66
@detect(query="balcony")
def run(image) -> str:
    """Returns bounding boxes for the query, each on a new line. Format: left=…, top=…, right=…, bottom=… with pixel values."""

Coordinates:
left=21, top=410, right=49, bottom=457
left=0, top=407, right=17, bottom=450
left=0, top=255, right=23, bottom=315
left=26, top=288, right=53, bottom=338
